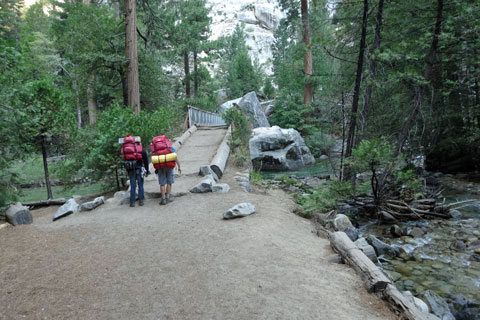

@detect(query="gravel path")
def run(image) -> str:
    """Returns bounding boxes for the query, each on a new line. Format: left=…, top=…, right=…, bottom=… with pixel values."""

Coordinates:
left=0, top=129, right=397, bottom=320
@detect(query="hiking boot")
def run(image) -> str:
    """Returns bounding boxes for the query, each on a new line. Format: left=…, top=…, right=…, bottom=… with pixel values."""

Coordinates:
left=166, top=196, right=173, bottom=203
left=129, top=202, right=135, bottom=207
left=159, top=198, right=166, bottom=205
left=139, top=200, right=144, bottom=206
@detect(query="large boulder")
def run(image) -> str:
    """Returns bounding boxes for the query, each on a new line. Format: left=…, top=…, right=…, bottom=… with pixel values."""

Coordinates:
left=218, top=97, right=242, bottom=114
left=6, top=203, right=32, bottom=226
left=249, top=126, right=315, bottom=171
left=218, top=92, right=270, bottom=128
left=237, top=92, right=270, bottom=128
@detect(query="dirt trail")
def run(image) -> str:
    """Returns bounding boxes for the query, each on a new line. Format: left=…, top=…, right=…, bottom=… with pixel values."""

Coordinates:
left=0, top=129, right=397, bottom=320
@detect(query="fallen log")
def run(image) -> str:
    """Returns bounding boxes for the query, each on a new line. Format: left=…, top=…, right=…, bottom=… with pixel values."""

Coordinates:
left=209, top=126, right=231, bottom=179
left=24, top=198, right=66, bottom=209
left=328, top=231, right=391, bottom=293
left=383, top=284, right=440, bottom=320
left=329, top=231, right=440, bottom=320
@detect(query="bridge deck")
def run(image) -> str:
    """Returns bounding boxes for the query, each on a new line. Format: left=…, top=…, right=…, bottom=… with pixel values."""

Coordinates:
left=144, top=127, right=228, bottom=197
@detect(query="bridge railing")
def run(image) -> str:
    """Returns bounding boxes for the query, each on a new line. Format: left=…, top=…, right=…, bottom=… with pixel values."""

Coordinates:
left=187, top=106, right=226, bottom=128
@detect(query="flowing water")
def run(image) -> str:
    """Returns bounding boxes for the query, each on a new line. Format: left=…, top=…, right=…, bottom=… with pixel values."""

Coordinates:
left=360, top=188, right=480, bottom=317
left=262, top=163, right=480, bottom=317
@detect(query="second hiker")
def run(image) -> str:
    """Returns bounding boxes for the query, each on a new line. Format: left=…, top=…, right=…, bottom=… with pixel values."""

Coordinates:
left=151, top=135, right=182, bottom=205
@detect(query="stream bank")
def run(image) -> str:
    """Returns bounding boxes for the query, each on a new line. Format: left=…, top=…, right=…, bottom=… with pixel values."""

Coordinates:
left=261, top=167, right=480, bottom=319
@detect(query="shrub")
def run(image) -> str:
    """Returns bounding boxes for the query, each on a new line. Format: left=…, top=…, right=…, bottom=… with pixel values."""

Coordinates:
left=305, top=130, right=336, bottom=158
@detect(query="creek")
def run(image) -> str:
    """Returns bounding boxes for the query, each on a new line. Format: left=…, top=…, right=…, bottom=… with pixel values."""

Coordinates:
left=262, top=163, right=480, bottom=318
left=360, top=187, right=480, bottom=318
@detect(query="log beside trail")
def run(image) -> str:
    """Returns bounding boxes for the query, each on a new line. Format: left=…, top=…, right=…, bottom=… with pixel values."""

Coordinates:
left=24, top=198, right=67, bottom=209
left=328, top=231, right=440, bottom=320
left=383, top=284, right=440, bottom=320
left=329, top=231, right=391, bottom=293
left=209, top=126, right=231, bottom=179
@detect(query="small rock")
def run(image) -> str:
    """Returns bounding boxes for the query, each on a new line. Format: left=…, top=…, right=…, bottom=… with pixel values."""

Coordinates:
left=449, top=209, right=462, bottom=219
left=450, top=240, right=467, bottom=251
left=199, top=166, right=219, bottom=182
left=421, top=290, right=455, bottom=320
left=223, top=203, right=256, bottom=219
left=212, top=183, right=230, bottom=193
left=390, top=225, right=403, bottom=237
left=354, top=237, right=378, bottom=263
left=190, top=175, right=215, bottom=193
left=333, top=214, right=359, bottom=241
left=366, top=235, right=400, bottom=258
left=79, top=196, right=105, bottom=212
left=407, top=227, right=425, bottom=238
left=380, top=211, right=397, bottom=223
left=319, top=155, right=329, bottom=160
left=53, top=198, right=79, bottom=221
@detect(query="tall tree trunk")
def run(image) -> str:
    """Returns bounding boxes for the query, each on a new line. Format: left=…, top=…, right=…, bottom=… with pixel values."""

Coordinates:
left=184, top=51, right=191, bottom=99
left=119, top=68, right=128, bottom=106
left=41, top=136, right=53, bottom=200
left=87, top=73, right=97, bottom=125
left=193, top=50, right=198, bottom=99
left=73, top=79, right=82, bottom=129
left=301, top=0, right=313, bottom=105
left=360, top=0, right=384, bottom=134
left=125, top=0, right=140, bottom=113
left=397, top=0, right=443, bottom=154
left=345, top=0, right=369, bottom=161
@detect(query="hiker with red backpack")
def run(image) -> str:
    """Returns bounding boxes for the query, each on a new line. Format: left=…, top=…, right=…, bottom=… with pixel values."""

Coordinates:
left=151, top=135, right=181, bottom=205
left=120, top=135, right=150, bottom=207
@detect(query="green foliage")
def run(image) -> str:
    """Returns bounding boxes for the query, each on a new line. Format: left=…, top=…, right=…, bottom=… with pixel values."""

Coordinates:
left=59, top=103, right=180, bottom=184
left=349, top=138, right=397, bottom=174
left=222, top=107, right=251, bottom=148
left=305, top=130, right=336, bottom=158
left=395, top=169, right=424, bottom=200
left=219, top=25, right=262, bottom=98
left=222, top=107, right=252, bottom=167
left=298, top=181, right=353, bottom=213
left=250, top=169, right=263, bottom=185
left=263, top=77, right=275, bottom=99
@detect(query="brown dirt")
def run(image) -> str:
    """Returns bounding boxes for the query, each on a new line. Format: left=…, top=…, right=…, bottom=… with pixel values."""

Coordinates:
left=0, top=128, right=398, bottom=320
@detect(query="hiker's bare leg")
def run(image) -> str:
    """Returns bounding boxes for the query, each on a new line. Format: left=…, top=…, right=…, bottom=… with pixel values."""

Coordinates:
left=160, top=185, right=166, bottom=199
left=166, top=184, right=172, bottom=197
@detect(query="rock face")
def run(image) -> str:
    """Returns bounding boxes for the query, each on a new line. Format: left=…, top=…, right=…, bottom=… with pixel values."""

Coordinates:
left=223, top=202, right=256, bottom=219
left=249, top=126, right=315, bottom=171
left=207, top=0, right=284, bottom=74
left=53, top=198, right=79, bottom=221
left=6, top=203, right=32, bottom=226
left=219, top=92, right=270, bottom=128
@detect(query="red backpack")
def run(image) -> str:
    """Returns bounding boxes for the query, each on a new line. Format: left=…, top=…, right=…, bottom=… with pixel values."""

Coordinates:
left=121, top=135, right=143, bottom=160
left=151, top=135, right=175, bottom=169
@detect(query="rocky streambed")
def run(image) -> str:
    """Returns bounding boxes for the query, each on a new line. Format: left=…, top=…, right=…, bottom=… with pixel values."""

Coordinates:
left=360, top=189, right=480, bottom=319
left=261, top=171, right=480, bottom=319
